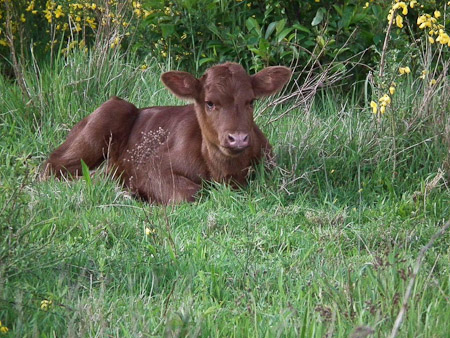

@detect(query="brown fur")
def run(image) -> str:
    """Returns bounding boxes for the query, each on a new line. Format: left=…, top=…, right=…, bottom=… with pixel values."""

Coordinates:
left=43, top=63, right=291, bottom=204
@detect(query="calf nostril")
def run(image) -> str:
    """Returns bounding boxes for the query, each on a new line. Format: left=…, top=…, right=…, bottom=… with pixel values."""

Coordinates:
left=227, top=133, right=250, bottom=149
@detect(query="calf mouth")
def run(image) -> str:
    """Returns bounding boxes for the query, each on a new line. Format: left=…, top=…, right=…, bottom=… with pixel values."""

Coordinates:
left=219, top=145, right=249, bottom=157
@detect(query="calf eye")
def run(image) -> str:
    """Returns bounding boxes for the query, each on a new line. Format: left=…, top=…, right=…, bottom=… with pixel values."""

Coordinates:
left=205, top=101, right=214, bottom=110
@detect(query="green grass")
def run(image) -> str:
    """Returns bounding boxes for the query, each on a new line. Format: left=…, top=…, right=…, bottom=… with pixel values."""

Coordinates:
left=0, top=49, right=449, bottom=337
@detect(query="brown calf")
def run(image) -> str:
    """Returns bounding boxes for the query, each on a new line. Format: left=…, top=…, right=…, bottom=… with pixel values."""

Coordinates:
left=43, top=62, right=291, bottom=204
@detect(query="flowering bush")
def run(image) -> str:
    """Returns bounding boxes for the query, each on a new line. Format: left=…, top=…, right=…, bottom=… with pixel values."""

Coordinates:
left=0, top=0, right=448, bottom=83
left=0, top=0, right=144, bottom=59
left=369, top=0, right=449, bottom=118
left=0, top=0, right=398, bottom=75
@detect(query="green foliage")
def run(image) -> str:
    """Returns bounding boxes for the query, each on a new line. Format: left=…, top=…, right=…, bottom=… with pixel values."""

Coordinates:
left=136, top=0, right=390, bottom=73
left=2, top=0, right=449, bottom=84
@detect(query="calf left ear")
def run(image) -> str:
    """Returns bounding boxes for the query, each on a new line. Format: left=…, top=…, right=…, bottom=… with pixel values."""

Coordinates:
left=252, top=66, right=291, bottom=98
left=161, top=71, right=201, bottom=100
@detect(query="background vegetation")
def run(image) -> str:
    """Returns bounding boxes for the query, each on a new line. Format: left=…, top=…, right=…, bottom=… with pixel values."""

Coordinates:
left=1, top=0, right=449, bottom=336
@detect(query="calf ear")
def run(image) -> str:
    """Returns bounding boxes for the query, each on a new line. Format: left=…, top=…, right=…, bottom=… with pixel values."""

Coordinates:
left=252, top=66, right=291, bottom=98
left=161, top=71, right=200, bottom=100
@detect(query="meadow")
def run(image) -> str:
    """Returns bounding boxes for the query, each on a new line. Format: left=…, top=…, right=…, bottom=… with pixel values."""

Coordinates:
left=1, top=0, right=449, bottom=337
left=0, top=47, right=448, bottom=336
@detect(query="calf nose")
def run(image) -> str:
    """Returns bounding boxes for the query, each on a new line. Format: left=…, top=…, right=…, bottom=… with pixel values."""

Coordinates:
left=227, top=132, right=250, bottom=150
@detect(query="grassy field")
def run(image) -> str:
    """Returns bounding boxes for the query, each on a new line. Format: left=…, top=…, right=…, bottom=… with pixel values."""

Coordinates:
left=0, top=50, right=449, bottom=337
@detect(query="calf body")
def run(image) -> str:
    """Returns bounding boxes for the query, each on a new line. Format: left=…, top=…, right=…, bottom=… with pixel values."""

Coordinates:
left=43, top=63, right=291, bottom=204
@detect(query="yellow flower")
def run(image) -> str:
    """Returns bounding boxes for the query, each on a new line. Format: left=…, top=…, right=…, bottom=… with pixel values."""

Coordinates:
left=434, top=11, right=441, bottom=19
left=428, top=36, right=434, bottom=44
left=420, top=69, right=428, bottom=79
left=145, top=226, right=156, bottom=234
left=26, top=1, right=35, bottom=12
left=393, top=2, right=408, bottom=15
left=389, top=86, right=396, bottom=95
left=69, top=41, right=78, bottom=49
left=110, top=36, right=120, bottom=48
left=44, top=10, right=52, bottom=23
left=363, top=2, right=369, bottom=9
left=380, top=105, right=386, bottom=114
left=399, top=66, right=411, bottom=75
left=436, top=31, right=450, bottom=45
left=370, top=101, right=378, bottom=114
left=429, top=79, right=436, bottom=86
left=396, top=15, right=403, bottom=28
left=0, top=321, right=8, bottom=334
left=417, top=15, right=426, bottom=25
left=380, top=94, right=391, bottom=106
left=40, top=300, right=53, bottom=311
left=409, top=0, right=418, bottom=8
left=55, top=7, right=64, bottom=18
left=417, top=15, right=433, bottom=29
left=87, top=17, right=97, bottom=29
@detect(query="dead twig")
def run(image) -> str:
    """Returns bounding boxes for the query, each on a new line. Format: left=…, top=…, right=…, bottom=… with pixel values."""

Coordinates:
left=259, top=28, right=371, bottom=124
left=389, top=220, right=450, bottom=338
left=379, top=9, right=396, bottom=78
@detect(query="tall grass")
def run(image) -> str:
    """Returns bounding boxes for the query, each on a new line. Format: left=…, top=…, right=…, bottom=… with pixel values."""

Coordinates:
left=0, top=47, right=449, bottom=336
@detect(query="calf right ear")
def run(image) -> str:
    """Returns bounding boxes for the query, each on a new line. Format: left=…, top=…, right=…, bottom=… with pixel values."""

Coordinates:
left=252, top=66, right=291, bottom=98
left=161, top=71, right=201, bottom=100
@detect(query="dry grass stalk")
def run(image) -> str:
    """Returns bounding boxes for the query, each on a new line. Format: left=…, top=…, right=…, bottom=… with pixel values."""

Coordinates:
left=412, top=168, right=446, bottom=202
left=259, top=29, right=372, bottom=124
left=379, top=9, right=396, bottom=78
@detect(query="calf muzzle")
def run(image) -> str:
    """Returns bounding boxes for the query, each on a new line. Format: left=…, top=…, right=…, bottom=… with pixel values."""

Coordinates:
left=225, top=132, right=250, bottom=152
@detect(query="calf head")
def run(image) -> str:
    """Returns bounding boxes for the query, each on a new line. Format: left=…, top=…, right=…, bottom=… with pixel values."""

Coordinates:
left=161, top=63, right=291, bottom=157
